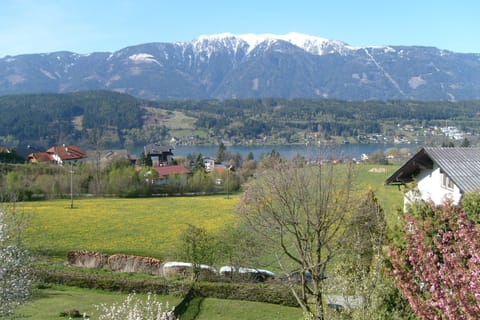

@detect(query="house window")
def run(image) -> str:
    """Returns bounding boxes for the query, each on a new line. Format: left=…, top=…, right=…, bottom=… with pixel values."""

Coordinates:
left=441, top=173, right=454, bottom=190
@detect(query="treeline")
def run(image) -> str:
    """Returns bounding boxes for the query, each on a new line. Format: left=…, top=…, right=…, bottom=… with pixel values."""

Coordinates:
left=0, top=147, right=258, bottom=200
left=154, top=98, right=480, bottom=142
left=0, top=161, right=233, bottom=200
left=2, top=90, right=480, bottom=149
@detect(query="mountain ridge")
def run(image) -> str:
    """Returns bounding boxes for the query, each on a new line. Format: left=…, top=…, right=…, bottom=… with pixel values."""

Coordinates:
left=1, top=33, right=480, bottom=101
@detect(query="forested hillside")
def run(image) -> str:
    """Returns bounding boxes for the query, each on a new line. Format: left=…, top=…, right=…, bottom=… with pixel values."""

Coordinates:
left=156, top=98, right=480, bottom=142
left=0, top=91, right=143, bottom=148
left=1, top=90, right=480, bottom=149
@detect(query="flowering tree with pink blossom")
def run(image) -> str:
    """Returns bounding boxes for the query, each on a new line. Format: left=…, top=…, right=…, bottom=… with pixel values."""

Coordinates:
left=389, top=202, right=480, bottom=320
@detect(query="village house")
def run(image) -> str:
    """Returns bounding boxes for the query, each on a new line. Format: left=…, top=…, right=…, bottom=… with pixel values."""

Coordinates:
left=152, top=165, right=191, bottom=185
left=85, top=149, right=136, bottom=169
left=140, top=143, right=191, bottom=185
left=385, top=147, right=480, bottom=208
left=28, top=145, right=87, bottom=165
left=203, top=156, right=216, bottom=172
left=143, top=143, right=174, bottom=166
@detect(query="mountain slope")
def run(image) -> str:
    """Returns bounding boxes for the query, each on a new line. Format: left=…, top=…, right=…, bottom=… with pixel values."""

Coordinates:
left=1, top=33, right=480, bottom=101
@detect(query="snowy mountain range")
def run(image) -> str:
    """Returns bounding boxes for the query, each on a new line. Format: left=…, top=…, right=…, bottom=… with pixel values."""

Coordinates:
left=1, top=32, right=480, bottom=101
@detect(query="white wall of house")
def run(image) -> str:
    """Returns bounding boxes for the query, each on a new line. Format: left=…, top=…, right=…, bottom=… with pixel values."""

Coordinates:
left=51, top=153, right=62, bottom=165
left=204, top=159, right=215, bottom=171
left=53, top=156, right=85, bottom=166
left=405, top=163, right=462, bottom=208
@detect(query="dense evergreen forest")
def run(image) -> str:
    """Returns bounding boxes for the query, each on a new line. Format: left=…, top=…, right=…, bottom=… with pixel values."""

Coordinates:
left=1, top=90, right=480, bottom=150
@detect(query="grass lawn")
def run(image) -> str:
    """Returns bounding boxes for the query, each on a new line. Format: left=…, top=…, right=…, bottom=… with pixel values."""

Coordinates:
left=353, top=163, right=404, bottom=214
left=15, top=285, right=303, bottom=320
left=196, top=298, right=303, bottom=320
left=15, top=285, right=182, bottom=320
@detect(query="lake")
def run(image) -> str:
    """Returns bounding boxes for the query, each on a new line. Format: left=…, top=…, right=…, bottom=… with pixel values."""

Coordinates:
left=163, top=143, right=417, bottom=161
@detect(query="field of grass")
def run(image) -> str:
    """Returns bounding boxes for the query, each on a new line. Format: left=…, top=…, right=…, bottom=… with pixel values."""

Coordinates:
left=19, top=164, right=403, bottom=261
left=21, top=195, right=238, bottom=259
left=15, top=285, right=303, bottom=320
left=15, top=285, right=182, bottom=320
left=19, top=165, right=403, bottom=260
left=352, top=164, right=404, bottom=214
left=142, top=107, right=196, bottom=130
left=196, top=298, right=303, bottom=320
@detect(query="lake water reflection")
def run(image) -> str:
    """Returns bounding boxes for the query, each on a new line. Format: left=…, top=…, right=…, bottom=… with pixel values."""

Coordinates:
left=163, top=143, right=416, bottom=161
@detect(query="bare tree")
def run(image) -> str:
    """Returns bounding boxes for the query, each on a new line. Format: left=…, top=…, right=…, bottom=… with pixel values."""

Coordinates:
left=236, top=159, right=355, bottom=320
left=86, top=128, right=106, bottom=195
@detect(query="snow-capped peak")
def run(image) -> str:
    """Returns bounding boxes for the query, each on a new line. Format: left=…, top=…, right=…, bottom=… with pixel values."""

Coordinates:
left=128, top=53, right=160, bottom=65
left=192, top=32, right=350, bottom=56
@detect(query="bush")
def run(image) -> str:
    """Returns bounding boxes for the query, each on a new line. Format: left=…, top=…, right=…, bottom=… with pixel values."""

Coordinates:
left=95, top=292, right=177, bottom=320
left=192, top=281, right=298, bottom=307
left=0, top=210, right=34, bottom=318
left=59, top=308, right=84, bottom=318
left=33, top=269, right=182, bottom=295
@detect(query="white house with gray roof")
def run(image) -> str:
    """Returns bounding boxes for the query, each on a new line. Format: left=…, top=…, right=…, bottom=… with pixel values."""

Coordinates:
left=385, top=147, right=480, bottom=207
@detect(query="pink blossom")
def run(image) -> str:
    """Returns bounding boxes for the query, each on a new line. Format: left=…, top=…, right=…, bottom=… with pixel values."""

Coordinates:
left=389, top=203, right=480, bottom=319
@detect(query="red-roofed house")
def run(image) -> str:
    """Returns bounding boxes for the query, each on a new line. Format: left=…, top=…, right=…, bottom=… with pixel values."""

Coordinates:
left=28, top=152, right=54, bottom=163
left=29, top=145, right=87, bottom=165
left=152, top=165, right=191, bottom=185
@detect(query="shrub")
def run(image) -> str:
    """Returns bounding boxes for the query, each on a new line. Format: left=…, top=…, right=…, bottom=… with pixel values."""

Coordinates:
left=59, top=308, right=84, bottom=318
left=95, top=292, right=177, bottom=320
left=192, top=281, right=298, bottom=307
left=0, top=210, right=34, bottom=318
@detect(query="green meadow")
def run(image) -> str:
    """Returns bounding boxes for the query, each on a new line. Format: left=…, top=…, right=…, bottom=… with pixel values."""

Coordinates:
left=20, top=164, right=402, bottom=260
left=14, top=164, right=403, bottom=319
left=21, top=195, right=239, bottom=259
left=15, top=285, right=303, bottom=320
left=15, top=285, right=182, bottom=320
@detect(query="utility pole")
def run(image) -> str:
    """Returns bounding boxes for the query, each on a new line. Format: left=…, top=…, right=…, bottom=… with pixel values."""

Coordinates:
left=70, top=162, right=74, bottom=209
left=226, top=169, right=229, bottom=199
left=226, top=164, right=234, bottom=199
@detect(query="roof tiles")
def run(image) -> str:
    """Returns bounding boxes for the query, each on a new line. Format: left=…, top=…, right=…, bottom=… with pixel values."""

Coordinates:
left=386, top=147, right=480, bottom=193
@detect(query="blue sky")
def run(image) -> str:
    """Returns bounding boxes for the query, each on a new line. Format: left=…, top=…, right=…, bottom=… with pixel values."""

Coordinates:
left=0, top=0, right=478, bottom=57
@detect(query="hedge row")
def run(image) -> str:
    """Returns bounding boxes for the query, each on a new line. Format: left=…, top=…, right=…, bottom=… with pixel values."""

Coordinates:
left=193, top=281, right=298, bottom=307
left=33, top=269, right=188, bottom=295
left=33, top=269, right=299, bottom=307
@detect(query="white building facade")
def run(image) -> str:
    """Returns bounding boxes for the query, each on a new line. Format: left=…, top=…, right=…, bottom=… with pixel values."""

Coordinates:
left=386, top=147, right=480, bottom=209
